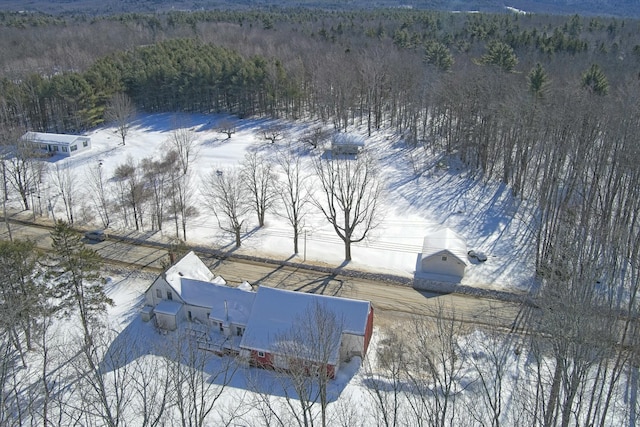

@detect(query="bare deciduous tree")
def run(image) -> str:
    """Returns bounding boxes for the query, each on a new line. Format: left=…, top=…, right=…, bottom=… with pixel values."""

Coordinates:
left=272, top=301, right=344, bottom=427
left=5, top=136, right=42, bottom=211
left=85, top=162, right=111, bottom=229
left=164, top=332, right=237, bottom=427
left=113, top=157, right=147, bottom=230
left=262, top=123, right=286, bottom=144
left=141, top=153, right=175, bottom=231
left=275, top=144, right=311, bottom=254
left=241, top=151, right=276, bottom=228
left=105, top=93, right=136, bottom=146
left=300, top=126, right=331, bottom=150
left=170, top=170, right=197, bottom=241
left=169, top=125, right=198, bottom=175
left=71, top=328, right=134, bottom=427
left=312, top=151, right=383, bottom=261
left=405, top=304, right=469, bottom=427
left=202, top=168, right=250, bottom=248
left=129, top=351, right=172, bottom=427
left=51, top=163, right=77, bottom=225
left=217, top=119, right=237, bottom=139
left=362, top=327, right=406, bottom=427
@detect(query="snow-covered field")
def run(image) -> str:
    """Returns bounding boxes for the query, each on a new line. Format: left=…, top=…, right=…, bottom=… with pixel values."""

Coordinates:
left=47, top=113, right=537, bottom=293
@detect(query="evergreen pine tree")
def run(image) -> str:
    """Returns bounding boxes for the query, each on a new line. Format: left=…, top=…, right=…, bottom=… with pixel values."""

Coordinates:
left=48, top=220, right=112, bottom=347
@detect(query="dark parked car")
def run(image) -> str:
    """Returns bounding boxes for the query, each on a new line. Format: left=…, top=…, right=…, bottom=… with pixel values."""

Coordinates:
left=84, top=230, right=108, bottom=242
left=468, top=250, right=488, bottom=262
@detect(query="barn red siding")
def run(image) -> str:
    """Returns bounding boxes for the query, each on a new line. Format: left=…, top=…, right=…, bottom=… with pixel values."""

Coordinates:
left=363, top=305, right=374, bottom=355
left=251, top=350, right=274, bottom=369
left=326, top=364, right=336, bottom=379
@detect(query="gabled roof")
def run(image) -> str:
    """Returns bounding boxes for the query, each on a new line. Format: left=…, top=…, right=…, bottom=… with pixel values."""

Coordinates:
left=332, top=133, right=365, bottom=147
left=422, top=227, right=468, bottom=265
left=22, top=131, right=89, bottom=146
left=240, top=286, right=371, bottom=364
left=164, top=251, right=219, bottom=295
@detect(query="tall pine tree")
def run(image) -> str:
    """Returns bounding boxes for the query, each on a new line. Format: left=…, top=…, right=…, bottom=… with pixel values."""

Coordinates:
left=48, top=220, right=112, bottom=347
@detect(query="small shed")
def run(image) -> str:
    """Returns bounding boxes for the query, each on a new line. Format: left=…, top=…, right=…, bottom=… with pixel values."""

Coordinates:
left=331, top=134, right=365, bottom=155
left=22, top=132, right=91, bottom=157
left=154, top=300, right=183, bottom=331
left=420, top=228, right=468, bottom=279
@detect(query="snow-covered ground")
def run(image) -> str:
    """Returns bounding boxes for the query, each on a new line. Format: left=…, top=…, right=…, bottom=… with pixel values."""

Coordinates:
left=43, top=112, right=537, bottom=293
left=8, top=114, right=632, bottom=425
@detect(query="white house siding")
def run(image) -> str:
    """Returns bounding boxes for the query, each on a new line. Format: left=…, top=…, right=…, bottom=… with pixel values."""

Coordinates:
left=145, top=277, right=181, bottom=307
left=340, top=333, right=365, bottom=361
left=184, top=305, right=211, bottom=324
left=155, top=312, right=178, bottom=330
left=154, top=301, right=183, bottom=331
left=273, top=354, right=289, bottom=370
left=22, top=132, right=91, bottom=157
left=421, top=250, right=466, bottom=277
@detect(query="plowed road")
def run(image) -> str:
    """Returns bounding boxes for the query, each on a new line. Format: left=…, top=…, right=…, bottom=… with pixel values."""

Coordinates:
left=1, top=219, right=523, bottom=330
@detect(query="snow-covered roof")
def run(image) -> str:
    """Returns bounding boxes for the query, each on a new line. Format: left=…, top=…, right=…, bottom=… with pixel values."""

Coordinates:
left=238, top=281, right=253, bottom=292
left=164, top=251, right=217, bottom=295
left=332, top=133, right=365, bottom=147
left=240, top=286, right=371, bottom=364
left=178, top=277, right=256, bottom=324
left=22, top=131, right=89, bottom=146
left=154, top=300, right=183, bottom=316
left=422, top=227, right=468, bottom=265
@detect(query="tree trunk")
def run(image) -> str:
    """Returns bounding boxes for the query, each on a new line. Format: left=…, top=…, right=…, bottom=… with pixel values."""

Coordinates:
left=234, top=227, right=241, bottom=248
left=545, top=357, right=563, bottom=427
left=344, top=241, right=351, bottom=261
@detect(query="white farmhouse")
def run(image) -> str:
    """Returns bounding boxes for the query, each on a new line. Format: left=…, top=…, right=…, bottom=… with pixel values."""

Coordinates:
left=143, top=251, right=233, bottom=331
left=22, top=131, right=91, bottom=157
left=142, top=251, right=374, bottom=378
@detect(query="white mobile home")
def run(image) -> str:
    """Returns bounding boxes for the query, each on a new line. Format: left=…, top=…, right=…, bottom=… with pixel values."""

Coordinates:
left=22, top=132, right=91, bottom=157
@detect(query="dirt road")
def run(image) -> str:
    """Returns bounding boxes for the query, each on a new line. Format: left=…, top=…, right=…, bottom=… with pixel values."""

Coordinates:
left=0, top=218, right=523, bottom=330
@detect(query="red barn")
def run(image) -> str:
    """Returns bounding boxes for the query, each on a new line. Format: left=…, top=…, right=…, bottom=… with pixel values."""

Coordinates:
left=238, top=286, right=374, bottom=378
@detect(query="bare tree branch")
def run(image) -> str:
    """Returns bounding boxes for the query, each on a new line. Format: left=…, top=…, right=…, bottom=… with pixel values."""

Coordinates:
left=312, top=150, right=384, bottom=261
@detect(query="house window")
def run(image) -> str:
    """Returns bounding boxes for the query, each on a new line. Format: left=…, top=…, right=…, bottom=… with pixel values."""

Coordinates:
left=70, top=145, right=77, bottom=152
left=219, top=322, right=224, bottom=332
left=236, top=326, right=244, bottom=336
left=167, top=291, right=173, bottom=300
left=258, top=351, right=265, bottom=358
left=83, top=140, right=88, bottom=147
left=62, top=146, right=68, bottom=152
left=441, top=256, right=448, bottom=261
left=188, top=311, right=192, bottom=321
left=156, top=289, right=162, bottom=299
